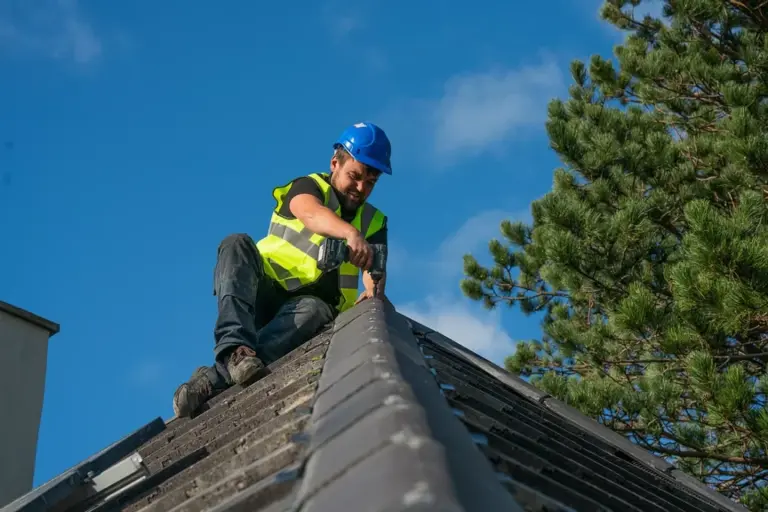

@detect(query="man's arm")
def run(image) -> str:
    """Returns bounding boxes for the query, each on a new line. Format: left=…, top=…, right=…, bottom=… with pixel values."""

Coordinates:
left=285, top=178, right=372, bottom=269
left=360, top=219, right=388, bottom=298
left=362, top=270, right=386, bottom=298
left=282, top=178, right=358, bottom=238
left=289, top=194, right=357, bottom=240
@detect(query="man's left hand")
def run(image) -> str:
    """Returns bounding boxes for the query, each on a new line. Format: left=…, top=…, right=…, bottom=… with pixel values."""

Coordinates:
left=355, top=289, right=375, bottom=305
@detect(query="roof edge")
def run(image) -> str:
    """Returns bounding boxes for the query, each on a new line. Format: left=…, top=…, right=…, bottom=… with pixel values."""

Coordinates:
left=0, top=300, right=60, bottom=336
left=0, top=418, right=165, bottom=512
left=404, top=317, right=747, bottom=512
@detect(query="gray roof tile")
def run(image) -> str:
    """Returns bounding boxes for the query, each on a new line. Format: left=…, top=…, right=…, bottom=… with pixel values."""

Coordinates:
left=1, top=299, right=746, bottom=512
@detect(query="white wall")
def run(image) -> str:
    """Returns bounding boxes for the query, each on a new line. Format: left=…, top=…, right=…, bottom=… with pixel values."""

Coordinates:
left=0, top=302, right=58, bottom=508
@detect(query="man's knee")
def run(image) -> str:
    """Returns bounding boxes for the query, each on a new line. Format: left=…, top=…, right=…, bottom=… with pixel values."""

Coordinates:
left=218, top=233, right=255, bottom=252
left=290, top=296, right=334, bottom=329
left=214, top=233, right=263, bottom=298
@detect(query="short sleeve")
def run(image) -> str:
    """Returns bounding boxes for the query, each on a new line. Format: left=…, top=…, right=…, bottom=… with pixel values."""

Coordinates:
left=277, top=177, right=325, bottom=219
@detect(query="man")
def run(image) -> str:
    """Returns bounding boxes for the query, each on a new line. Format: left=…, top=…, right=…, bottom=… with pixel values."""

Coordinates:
left=172, top=122, right=391, bottom=417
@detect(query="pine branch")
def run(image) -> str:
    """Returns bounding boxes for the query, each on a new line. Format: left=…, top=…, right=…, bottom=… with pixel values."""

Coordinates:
left=602, top=352, right=768, bottom=365
left=638, top=439, right=768, bottom=466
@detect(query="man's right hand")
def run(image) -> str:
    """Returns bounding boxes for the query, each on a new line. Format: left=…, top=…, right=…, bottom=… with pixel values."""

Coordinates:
left=345, top=229, right=373, bottom=270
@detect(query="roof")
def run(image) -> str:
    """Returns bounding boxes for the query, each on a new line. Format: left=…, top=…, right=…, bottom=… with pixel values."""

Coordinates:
left=0, top=301, right=60, bottom=336
left=1, top=298, right=745, bottom=512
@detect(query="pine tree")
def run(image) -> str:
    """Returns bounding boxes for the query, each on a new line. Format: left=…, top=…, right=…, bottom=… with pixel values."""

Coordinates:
left=461, top=0, right=768, bottom=508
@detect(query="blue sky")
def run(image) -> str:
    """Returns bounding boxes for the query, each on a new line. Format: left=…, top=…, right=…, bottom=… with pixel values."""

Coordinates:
left=1, top=0, right=648, bottom=487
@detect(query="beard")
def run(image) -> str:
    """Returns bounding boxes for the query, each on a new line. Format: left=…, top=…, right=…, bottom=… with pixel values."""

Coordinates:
left=331, top=176, right=362, bottom=211
left=340, top=194, right=361, bottom=210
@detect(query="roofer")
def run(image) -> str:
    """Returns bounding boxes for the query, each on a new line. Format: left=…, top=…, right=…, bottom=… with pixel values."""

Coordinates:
left=172, top=122, right=391, bottom=417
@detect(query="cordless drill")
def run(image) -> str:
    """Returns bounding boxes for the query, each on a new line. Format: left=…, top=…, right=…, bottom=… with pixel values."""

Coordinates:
left=317, top=238, right=388, bottom=297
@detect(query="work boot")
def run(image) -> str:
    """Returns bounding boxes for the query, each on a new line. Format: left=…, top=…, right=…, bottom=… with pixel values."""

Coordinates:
left=173, top=367, right=214, bottom=418
left=225, top=345, right=266, bottom=386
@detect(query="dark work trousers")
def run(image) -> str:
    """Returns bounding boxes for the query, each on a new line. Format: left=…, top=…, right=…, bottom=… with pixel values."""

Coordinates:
left=203, top=233, right=334, bottom=390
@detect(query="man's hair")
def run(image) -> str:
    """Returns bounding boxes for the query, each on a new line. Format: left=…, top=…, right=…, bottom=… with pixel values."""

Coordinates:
left=333, top=146, right=350, bottom=165
left=332, top=146, right=381, bottom=178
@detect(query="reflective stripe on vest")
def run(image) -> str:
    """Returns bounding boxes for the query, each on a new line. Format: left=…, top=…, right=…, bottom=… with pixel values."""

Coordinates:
left=255, top=172, right=386, bottom=312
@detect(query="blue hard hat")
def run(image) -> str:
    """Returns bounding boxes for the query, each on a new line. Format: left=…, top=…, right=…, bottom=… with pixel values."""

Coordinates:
left=333, top=122, right=392, bottom=175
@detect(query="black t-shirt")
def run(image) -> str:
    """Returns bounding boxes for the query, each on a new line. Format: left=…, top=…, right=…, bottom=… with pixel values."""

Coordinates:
left=275, top=174, right=388, bottom=309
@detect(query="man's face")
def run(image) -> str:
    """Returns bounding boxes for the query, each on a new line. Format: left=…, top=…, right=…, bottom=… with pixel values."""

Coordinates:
left=330, top=154, right=380, bottom=210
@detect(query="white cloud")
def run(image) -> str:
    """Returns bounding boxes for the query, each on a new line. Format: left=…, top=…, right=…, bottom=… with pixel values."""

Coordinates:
left=399, top=296, right=516, bottom=367
left=392, top=208, right=529, bottom=284
left=434, top=208, right=526, bottom=278
left=392, top=209, right=529, bottom=366
left=0, top=0, right=102, bottom=64
left=382, top=55, right=565, bottom=168
left=432, top=59, right=564, bottom=159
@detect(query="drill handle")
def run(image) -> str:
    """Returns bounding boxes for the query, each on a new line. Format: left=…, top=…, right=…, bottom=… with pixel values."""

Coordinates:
left=317, top=238, right=387, bottom=275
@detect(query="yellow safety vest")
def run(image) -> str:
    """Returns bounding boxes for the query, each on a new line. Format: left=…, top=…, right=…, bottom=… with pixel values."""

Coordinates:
left=256, top=172, right=386, bottom=313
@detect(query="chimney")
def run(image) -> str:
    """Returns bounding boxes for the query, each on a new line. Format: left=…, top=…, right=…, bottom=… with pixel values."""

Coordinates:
left=0, top=301, right=59, bottom=507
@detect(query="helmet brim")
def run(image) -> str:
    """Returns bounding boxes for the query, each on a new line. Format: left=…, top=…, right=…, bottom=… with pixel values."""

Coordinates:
left=334, top=143, right=392, bottom=175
